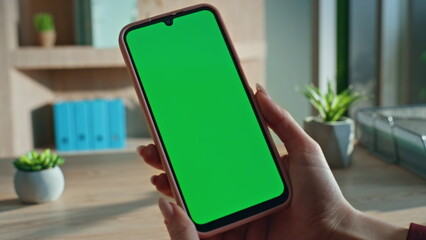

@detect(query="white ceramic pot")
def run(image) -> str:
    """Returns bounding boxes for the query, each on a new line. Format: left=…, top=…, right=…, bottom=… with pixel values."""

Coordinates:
left=304, top=116, right=355, bottom=168
left=14, top=166, right=64, bottom=203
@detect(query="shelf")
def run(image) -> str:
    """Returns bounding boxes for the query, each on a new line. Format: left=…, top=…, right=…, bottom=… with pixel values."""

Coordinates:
left=39, top=137, right=154, bottom=157
left=11, top=42, right=265, bottom=70
left=12, top=46, right=126, bottom=70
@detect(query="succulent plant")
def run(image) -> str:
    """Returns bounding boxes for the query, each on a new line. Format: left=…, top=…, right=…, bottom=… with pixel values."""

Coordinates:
left=33, top=13, right=55, bottom=32
left=300, top=82, right=365, bottom=122
left=13, top=149, right=64, bottom=171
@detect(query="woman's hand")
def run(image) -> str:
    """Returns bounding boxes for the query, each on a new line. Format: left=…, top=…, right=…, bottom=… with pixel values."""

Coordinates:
left=138, top=84, right=407, bottom=240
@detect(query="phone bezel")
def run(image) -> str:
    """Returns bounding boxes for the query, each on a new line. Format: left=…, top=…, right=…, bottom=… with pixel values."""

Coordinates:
left=119, top=4, right=290, bottom=237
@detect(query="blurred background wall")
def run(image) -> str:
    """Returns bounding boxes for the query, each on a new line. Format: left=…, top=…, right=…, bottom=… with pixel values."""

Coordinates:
left=266, top=0, right=312, bottom=124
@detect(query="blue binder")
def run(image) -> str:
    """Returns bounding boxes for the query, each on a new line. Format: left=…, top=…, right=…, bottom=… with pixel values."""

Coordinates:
left=89, top=99, right=109, bottom=149
left=108, top=99, right=126, bottom=149
left=53, top=102, right=77, bottom=151
left=74, top=100, right=91, bottom=150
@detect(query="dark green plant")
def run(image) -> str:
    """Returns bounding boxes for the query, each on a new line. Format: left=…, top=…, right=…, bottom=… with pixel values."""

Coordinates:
left=13, top=149, right=64, bottom=171
left=421, top=51, right=426, bottom=62
left=33, top=13, right=55, bottom=32
left=300, top=82, right=364, bottom=122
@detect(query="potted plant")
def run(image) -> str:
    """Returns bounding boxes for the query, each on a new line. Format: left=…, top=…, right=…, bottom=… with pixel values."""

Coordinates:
left=34, top=13, right=56, bottom=47
left=13, top=149, right=65, bottom=203
left=300, top=82, right=364, bottom=168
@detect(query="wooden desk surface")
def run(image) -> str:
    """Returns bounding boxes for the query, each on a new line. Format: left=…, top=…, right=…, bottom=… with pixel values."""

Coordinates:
left=0, top=147, right=425, bottom=239
left=0, top=151, right=168, bottom=240
left=335, top=147, right=426, bottom=226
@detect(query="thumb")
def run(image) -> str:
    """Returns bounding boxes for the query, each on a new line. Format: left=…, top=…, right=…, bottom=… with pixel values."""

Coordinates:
left=158, top=198, right=199, bottom=240
left=254, top=83, right=317, bottom=154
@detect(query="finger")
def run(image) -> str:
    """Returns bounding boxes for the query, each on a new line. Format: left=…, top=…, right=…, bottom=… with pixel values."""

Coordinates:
left=255, top=84, right=317, bottom=154
left=152, top=173, right=173, bottom=197
left=138, top=144, right=164, bottom=170
left=204, top=234, right=224, bottom=240
left=223, top=224, right=247, bottom=240
left=245, top=217, right=268, bottom=240
left=158, top=198, right=199, bottom=240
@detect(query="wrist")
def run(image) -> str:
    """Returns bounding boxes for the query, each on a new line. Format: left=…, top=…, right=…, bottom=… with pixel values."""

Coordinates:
left=329, top=207, right=408, bottom=240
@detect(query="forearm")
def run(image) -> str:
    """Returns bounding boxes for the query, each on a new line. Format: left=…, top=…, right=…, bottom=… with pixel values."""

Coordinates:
left=330, top=209, right=408, bottom=240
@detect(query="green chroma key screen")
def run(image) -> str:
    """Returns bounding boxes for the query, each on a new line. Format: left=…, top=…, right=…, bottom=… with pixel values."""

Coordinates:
left=124, top=8, right=286, bottom=227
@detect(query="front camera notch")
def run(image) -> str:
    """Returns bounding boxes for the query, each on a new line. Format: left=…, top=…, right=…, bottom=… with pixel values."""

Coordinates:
left=164, top=17, right=173, bottom=26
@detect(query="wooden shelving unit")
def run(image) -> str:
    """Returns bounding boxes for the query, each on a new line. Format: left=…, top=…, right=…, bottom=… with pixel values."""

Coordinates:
left=0, top=0, right=266, bottom=157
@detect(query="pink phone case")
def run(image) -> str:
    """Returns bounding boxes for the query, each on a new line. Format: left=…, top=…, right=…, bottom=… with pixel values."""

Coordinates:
left=119, top=4, right=291, bottom=238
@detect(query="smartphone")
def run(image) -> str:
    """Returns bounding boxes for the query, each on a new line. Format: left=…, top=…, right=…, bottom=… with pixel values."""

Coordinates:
left=119, top=4, right=289, bottom=237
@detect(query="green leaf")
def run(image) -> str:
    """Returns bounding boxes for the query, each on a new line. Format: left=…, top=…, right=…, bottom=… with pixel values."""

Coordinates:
left=56, top=158, right=65, bottom=166
left=51, top=157, right=58, bottom=166
left=33, top=13, right=55, bottom=32
left=43, top=149, right=51, bottom=156
left=45, top=157, right=52, bottom=165
left=330, top=107, right=346, bottom=121
left=308, top=99, right=327, bottom=120
left=21, top=155, right=32, bottom=165
left=298, top=82, right=367, bottom=122
left=304, top=85, right=323, bottom=103
left=325, top=81, right=334, bottom=111
left=39, top=154, right=47, bottom=166
left=421, top=51, right=426, bottom=62
left=31, top=165, right=42, bottom=171
left=303, top=86, right=327, bottom=112
left=42, top=159, right=50, bottom=168
left=31, top=151, right=39, bottom=159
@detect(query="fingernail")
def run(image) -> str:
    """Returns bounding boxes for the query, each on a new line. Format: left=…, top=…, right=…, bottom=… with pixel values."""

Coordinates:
left=150, top=175, right=158, bottom=185
left=158, top=198, right=174, bottom=221
left=256, top=83, right=271, bottom=99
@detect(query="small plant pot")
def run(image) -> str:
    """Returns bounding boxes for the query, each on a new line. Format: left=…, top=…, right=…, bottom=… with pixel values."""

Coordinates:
left=14, top=166, right=64, bottom=204
left=37, top=30, right=56, bottom=47
left=304, top=116, right=355, bottom=168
